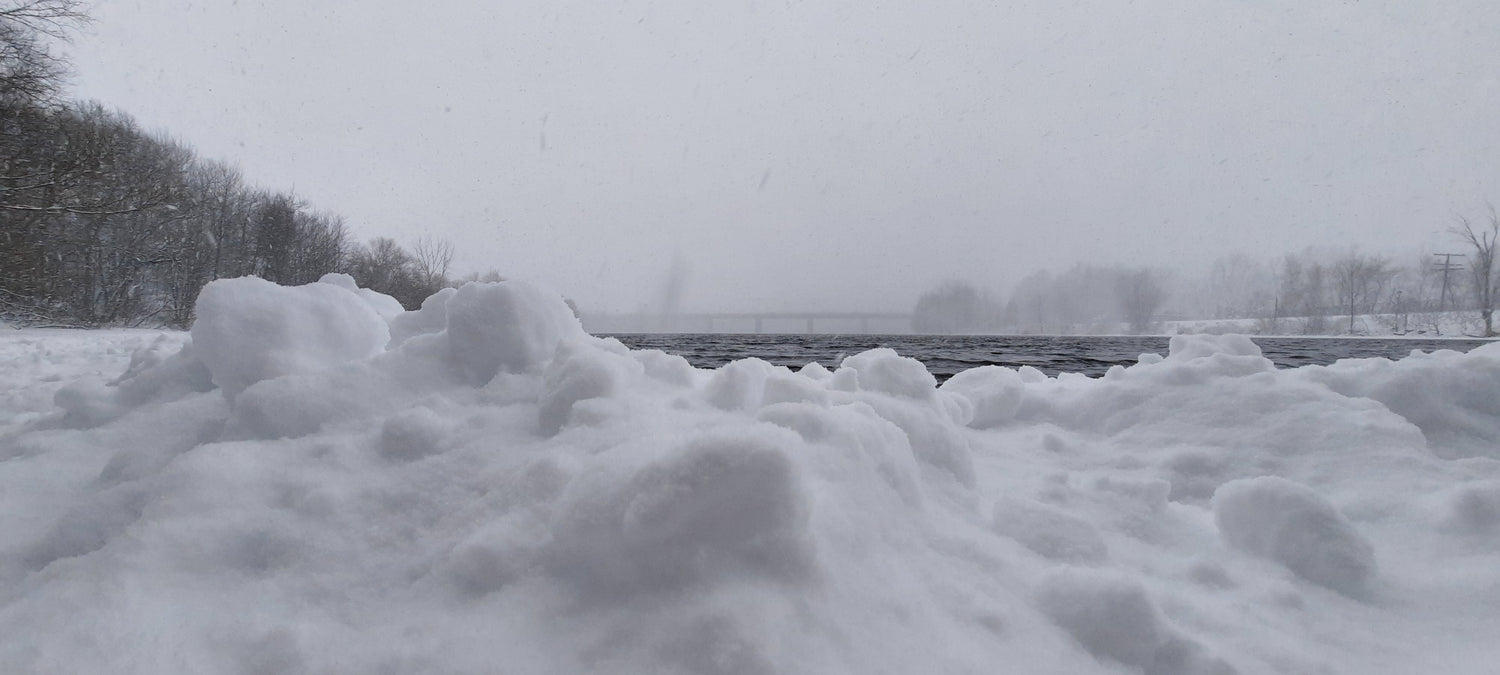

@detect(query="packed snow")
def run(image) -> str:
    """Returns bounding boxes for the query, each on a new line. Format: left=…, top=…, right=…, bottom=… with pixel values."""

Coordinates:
left=2, top=276, right=1499, bottom=674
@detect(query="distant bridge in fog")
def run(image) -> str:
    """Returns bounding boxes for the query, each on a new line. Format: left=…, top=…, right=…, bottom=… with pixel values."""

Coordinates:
left=581, top=312, right=913, bottom=334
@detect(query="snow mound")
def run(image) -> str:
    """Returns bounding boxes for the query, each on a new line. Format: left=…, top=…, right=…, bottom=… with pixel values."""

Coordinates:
left=1212, top=476, right=1377, bottom=597
left=3, top=278, right=1500, bottom=674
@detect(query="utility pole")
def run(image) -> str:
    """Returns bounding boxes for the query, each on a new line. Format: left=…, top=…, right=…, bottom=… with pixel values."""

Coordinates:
left=1433, top=253, right=1465, bottom=312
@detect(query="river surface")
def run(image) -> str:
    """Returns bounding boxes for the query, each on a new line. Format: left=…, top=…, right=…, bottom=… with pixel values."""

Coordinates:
left=606, top=334, right=1497, bottom=382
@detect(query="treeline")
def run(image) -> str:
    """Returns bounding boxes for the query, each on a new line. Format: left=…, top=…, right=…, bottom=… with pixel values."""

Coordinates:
left=1173, top=232, right=1496, bottom=336
left=1, top=1, right=467, bottom=327
left=912, top=265, right=1168, bottom=335
left=915, top=216, right=1500, bottom=337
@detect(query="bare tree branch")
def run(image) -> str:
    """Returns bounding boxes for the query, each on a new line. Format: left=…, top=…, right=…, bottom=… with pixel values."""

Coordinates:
left=1451, top=204, right=1499, bottom=336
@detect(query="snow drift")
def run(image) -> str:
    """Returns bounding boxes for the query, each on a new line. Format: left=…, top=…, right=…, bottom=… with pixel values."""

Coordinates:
left=2, top=277, right=1499, bottom=674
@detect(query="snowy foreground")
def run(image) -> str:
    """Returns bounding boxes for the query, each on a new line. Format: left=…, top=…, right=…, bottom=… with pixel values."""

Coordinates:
left=3, top=277, right=1500, bottom=675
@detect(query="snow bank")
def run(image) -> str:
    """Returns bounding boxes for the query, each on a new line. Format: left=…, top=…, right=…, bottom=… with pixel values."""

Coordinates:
left=1292, top=343, right=1500, bottom=459
left=2, top=277, right=1499, bottom=674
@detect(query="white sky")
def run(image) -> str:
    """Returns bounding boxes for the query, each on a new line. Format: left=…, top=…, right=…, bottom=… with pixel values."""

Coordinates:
left=64, top=0, right=1500, bottom=314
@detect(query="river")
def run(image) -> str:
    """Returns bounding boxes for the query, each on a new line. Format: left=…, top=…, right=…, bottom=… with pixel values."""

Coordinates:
left=607, top=333, right=1497, bottom=382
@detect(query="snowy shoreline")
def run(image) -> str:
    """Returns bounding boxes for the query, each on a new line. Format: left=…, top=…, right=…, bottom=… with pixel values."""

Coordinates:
left=2, top=276, right=1498, bottom=674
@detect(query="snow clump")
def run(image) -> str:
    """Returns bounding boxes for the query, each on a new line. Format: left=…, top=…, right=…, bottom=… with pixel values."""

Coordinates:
left=1037, top=569, right=1236, bottom=674
left=1212, top=476, right=1377, bottom=596
left=191, top=276, right=390, bottom=399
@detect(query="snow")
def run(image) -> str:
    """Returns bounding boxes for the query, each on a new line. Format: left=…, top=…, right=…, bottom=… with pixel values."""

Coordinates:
left=444, top=280, right=586, bottom=383
left=942, top=365, right=1025, bottom=428
left=192, top=276, right=390, bottom=399
left=1035, top=568, right=1237, bottom=674
left=2, top=277, right=1500, bottom=674
left=1164, top=310, right=1494, bottom=338
left=318, top=272, right=408, bottom=319
left=1212, top=476, right=1377, bottom=598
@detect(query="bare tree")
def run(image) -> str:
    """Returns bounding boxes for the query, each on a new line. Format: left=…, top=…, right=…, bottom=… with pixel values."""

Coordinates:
left=1279, top=253, right=1330, bottom=334
left=1453, top=206, right=1499, bottom=336
left=411, top=235, right=454, bottom=291
left=1116, top=267, right=1167, bottom=335
left=2, top=104, right=195, bottom=325
left=0, top=2, right=365, bottom=327
left=1, top=1, right=87, bottom=320
left=1202, top=253, right=1274, bottom=319
left=346, top=237, right=410, bottom=291
left=0, top=0, right=87, bottom=107
left=251, top=192, right=300, bottom=283
left=0, top=1, right=86, bottom=38
left=186, top=159, right=248, bottom=281
left=1380, top=258, right=1430, bottom=335
left=1008, top=269, right=1053, bottom=333
left=1331, top=250, right=1394, bottom=334
left=345, top=237, right=445, bottom=309
left=912, top=280, right=1001, bottom=334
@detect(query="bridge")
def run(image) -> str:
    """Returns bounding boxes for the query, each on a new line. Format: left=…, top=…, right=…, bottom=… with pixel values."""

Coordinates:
left=581, top=312, right=913, bottom=334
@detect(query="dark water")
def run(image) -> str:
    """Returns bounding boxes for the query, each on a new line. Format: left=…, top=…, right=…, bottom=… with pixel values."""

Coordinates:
left=607, top=334, right=1496, bottom=382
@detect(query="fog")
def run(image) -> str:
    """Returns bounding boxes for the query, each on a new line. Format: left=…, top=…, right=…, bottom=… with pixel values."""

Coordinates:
left=67, top=0, right=1500, bottom=316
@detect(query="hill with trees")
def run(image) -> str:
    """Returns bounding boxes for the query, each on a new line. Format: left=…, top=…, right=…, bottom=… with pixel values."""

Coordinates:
left=1, top=1, right=458, bottom=327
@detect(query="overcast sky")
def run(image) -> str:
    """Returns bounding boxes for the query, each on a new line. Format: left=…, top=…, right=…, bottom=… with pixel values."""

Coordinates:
left=64, top=0, right=1500, bottom=314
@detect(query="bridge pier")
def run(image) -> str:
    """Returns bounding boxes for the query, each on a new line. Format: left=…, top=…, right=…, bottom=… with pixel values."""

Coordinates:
left=753, top=317, right=763, bottom=334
